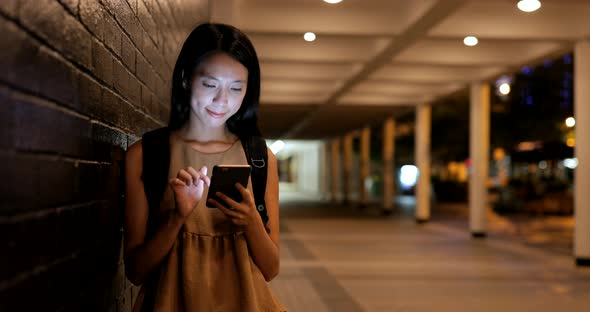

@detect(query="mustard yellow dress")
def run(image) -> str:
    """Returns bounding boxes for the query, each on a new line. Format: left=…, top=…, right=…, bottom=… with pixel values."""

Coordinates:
left=134, top=134, right=285, bottom=312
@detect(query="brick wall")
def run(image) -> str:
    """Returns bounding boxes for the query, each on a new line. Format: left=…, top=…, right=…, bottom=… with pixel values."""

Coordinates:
left=0, top=0, right=209, bottom=310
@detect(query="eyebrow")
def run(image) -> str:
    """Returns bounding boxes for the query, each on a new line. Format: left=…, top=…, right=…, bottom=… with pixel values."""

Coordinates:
left=200, top=75, right=246, bottom=83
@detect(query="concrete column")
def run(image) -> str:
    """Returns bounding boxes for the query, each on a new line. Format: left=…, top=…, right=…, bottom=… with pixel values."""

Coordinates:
left=383, top=118, right=396, bottom=213
left=415, top=104, right=431, bottom=222
left=469, top=82, right=490, bottom=237
left=330, top=138, right=341, bottom=202
left=359, top=127, right=371, bottom=207
left=342, top=133, right=354, bottom=204
left=574, top=40, right=590, bottom=266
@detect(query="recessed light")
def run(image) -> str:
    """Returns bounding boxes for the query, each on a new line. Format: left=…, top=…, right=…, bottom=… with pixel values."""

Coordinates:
left=324, top=0, right=343, bottom=4
left=517, top=0, right=541, bottom=12
left=463, top=36, right=478, bottom=46
left=304, top=32, right=316, bottom=42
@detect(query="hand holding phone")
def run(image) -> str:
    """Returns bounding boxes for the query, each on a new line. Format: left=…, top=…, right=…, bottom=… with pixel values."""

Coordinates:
left=206, top=165, right=251, bottom=208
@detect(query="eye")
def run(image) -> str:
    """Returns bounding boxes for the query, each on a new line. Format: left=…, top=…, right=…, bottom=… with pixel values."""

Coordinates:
left=231, top=87, right=243, bottom=92
left=202, top=82, right=216, bottom=88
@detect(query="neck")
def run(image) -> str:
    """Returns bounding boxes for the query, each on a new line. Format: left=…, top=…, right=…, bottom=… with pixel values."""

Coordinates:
left=178, top=119, right=236, bottom=143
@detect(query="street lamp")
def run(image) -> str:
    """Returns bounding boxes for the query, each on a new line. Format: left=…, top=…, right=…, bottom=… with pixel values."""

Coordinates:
left=565, top=117, right=575, bottom=128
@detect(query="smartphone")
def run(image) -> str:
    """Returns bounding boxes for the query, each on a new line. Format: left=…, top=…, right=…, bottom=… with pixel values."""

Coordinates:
left=206, top=165, right=251, bottom=208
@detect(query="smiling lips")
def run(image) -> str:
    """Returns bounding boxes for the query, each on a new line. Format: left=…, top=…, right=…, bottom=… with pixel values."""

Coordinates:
left=207, top=109, right=226, bottom=118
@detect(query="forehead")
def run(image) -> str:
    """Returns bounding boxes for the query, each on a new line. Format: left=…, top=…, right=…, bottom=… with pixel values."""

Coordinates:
left=196, top=52, right=248, bottom=79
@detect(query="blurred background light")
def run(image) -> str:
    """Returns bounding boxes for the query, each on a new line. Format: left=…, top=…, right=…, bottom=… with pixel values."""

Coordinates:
left=565, top=117, right=575, bottom=127
left=400, top=165, right=418, bottom=189
left=270, top=140, right=285, bottom=154
left=499, top=82, right=511, bottom=95
left=564, top=158, right=578, bottom=169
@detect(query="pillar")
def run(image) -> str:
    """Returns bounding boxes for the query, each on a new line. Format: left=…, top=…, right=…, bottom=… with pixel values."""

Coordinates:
left=415, top=104, right=431, bottom=222
left=469, top=82, right=490, bottom=237
left=574, top=40, right=590, bottom=265
left=359, top=127, right=371, bottom=207
left=343, top=133, right=354, bottom=204
left=330, top=138, right=341, bottom=202
left=383, top=118, right=395, bottom=213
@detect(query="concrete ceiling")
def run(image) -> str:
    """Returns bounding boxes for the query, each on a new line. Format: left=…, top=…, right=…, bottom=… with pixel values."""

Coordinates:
left=211, top=0, right=590, bottom=140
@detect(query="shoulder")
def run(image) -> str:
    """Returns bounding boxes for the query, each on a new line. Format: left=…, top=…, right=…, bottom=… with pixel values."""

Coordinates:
left=266, top=146, right=277, bottom=173
left=266, top=146, right=277, bottom=163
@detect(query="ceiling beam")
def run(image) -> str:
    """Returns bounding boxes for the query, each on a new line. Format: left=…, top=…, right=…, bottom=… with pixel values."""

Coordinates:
left=281, top=0, right=467, bottom=139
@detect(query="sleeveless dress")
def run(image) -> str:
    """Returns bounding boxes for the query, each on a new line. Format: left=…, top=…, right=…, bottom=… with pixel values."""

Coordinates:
left=135, top=134, right=286, bottom=312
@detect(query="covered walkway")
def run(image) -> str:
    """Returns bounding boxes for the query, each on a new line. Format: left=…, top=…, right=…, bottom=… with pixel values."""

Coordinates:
left=269, top=193, right=590, bottom=311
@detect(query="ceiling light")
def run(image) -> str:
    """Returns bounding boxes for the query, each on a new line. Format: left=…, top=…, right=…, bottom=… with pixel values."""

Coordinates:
left=463, top=36, right=478, bottom=46
left=499, top=83, right=511, bottom=95
left=304, top=32, right=316, bottom=42
left=517, top=0, right=541, bottom=12
left=324, top=0, right=343, bottom=3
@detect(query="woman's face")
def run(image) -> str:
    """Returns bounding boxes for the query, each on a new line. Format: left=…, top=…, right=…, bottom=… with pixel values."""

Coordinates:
left=189, top=52, right=248, bottom=129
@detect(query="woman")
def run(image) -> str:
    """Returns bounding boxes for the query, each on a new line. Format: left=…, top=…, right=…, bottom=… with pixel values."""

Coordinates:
left=124, top=23, right=285, bottom=311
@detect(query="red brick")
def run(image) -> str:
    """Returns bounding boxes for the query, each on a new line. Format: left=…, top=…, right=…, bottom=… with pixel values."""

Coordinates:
left=0, top=153, right=39, bottom=215
left=58, top=0, right=79, bottom=15
left=0, top=17, right=42, bottom=94
left=121, top=34, right=136, bottom=73
left=19, top=0, right=91, bottom=69
left=102, top=11, right=122, bottom=58
left=137, top=0, right=157, bottom=45
left=13, top=95, right=90, bottom=156
left=35, top=46, right=80, bottom=109
left=0, top=88, right=15, bottom=149
left=135, top=50, right=154, bottom=89
left=127, top=0, right=138, bottom=15
left=79, top=73, right=104, bottom=119
left=79, top=0, right=104, bottom=40
left=0, top=0, right=17, bottom=17
left=100, top=88, right=123, bottom=126
left=90, top=122, right=128, bottom=151
left=113, top=59, right=129, bottom=96
left=140, top=83, right=152, bottom=115
left=91, top=39, right=114, bottom=87
left=128, top=75, right=141, bottom=106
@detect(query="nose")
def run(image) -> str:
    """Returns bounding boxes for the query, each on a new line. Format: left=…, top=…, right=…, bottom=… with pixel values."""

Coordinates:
left=213, top=88, right=229, bottom=106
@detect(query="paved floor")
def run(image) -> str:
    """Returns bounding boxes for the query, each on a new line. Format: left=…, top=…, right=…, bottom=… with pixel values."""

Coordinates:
left=269, top=194, right=590, bottom=312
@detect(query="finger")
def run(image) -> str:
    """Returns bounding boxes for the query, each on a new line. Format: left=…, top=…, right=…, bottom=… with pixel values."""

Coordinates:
left=214, top=192, right=240, bottom=209
left=169, top=178, right=187, bottom=187
left=178, top=170, right=193, bottom=186
left=197, top=166, right=210, bottom=186
left=235, top=183, right=254, bottom=204
left=202, top=174, right=211, bottom=187
left=186, top=166, right=200, bottom=185
left=208, top=198, right=241, bottom=218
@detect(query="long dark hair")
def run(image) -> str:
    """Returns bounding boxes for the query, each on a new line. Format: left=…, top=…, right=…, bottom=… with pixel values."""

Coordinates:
left=169, top=23, right=262, bottom=138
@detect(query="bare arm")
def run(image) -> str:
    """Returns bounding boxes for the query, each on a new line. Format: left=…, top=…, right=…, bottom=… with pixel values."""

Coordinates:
left=244, top=148, right=281, bottom=281
left=123, top=141, right=193, bottom=285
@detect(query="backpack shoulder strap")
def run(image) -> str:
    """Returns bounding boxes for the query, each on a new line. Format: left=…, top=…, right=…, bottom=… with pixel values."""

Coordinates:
left=141, top=127, right=171, bottom=234
left=241, top=136, right=270, bottom=231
